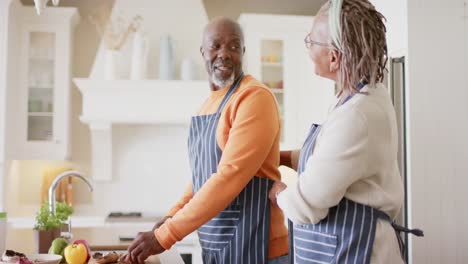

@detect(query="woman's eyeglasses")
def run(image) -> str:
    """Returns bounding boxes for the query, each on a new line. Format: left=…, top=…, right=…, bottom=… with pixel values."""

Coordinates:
left=304, top=33, right=332, bottom=49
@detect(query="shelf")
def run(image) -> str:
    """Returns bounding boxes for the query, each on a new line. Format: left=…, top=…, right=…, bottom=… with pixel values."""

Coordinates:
left=29, top=86, right=54, bottom=89
left=262, top=62, right=283, bottom=67
left=28, top=112, right=53, bottom=117
left=29, top=57, right=54, bottom=62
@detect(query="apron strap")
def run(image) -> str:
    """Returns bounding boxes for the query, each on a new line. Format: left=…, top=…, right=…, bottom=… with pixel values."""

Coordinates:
left=216, top=73, right=244, bottom=114
left=391, top=222, right=424, bottom=237
left=375, top=208, right=423, bottom=262
left=376, top=210, right=424, bottom=237
left=339, top=80, right=369, bottom=106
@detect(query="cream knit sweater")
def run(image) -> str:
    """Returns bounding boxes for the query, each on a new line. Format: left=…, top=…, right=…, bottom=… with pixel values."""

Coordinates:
left=277, top=83, right=405, bottom=263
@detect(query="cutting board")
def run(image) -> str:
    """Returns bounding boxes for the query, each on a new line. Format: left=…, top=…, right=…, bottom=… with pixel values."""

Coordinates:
left=89, top=254, right=161, bottom=264
left=89, top=249, right=184, bottom=264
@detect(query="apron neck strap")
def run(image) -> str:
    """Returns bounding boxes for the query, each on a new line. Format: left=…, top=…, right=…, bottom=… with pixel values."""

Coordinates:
left=340, top=80, right=368, bottom=106
left=216, top=73, right=244, bottom=114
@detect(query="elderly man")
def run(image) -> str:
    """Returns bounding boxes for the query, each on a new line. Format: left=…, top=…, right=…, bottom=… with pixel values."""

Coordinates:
left=126, top=17, right=289, bottom=264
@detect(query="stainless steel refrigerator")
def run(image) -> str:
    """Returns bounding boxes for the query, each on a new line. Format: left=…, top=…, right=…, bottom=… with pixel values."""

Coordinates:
left=387, top=56, right=409, bottom=263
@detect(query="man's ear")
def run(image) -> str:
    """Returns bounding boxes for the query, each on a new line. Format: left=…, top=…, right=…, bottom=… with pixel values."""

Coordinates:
left=200, top=46, right=204, bottom=56
left=243, top=46, right=246, bottom=55
left=329, top=49, right=341, bottom=73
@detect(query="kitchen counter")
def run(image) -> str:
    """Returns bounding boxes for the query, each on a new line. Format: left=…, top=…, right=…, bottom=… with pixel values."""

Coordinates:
left=8, top=216, right=161, bottom=229
left=74, top=228, right=201, bottom=264
left=8, top=216, right=199, bottom=246
left=9, top=216, right=103, bottom=229
left=72, top=227, right=199, bottom=249
left=6, top=216, right=201, bottom=264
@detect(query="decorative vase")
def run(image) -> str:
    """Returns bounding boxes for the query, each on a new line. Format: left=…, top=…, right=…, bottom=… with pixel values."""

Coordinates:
left=33, top=0, right=47, bottom=15
left=33, top=228, right=61, bottom=253
left=104, top=49, right=120, bottom=80
left=180, top=58, right=197, bottom=80
left=130, top=31, right=149, bottom=80
left=159, top=34, right=175, bottom=80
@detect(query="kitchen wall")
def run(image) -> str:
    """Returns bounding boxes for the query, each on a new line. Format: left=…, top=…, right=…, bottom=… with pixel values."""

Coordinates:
left=75, top=0, right=209, bottom=215
left=89, top=0, right=209, bottom=80
left=406, top=1, right=468, bottom=263
left=6, top=0, right=323, bottom=217
left=6, top=0, right=209, bottom=217
left=69, top=0, right=115, bottom=181
left=73, top=124, right=193, bottom=216
left=372, top=0, right=468, bottom=263
left=3, top=0, right=24, bottom=213
left=371, top=0, right=408, bottom=56
left=5, top=125, right=192, bottom=216
left=5, top=0, right=116, bottom=216
left=5, top=160, right=76, bottom=216
left=0, top=0, right=14, bottom=212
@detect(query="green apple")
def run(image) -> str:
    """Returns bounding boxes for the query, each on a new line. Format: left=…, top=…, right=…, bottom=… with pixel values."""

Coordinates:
left=48, top=237, right=68, bottom=262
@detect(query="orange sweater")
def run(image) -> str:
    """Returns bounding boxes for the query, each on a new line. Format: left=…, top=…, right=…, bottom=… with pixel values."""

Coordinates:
left=155, top=75, right=289, bottom=259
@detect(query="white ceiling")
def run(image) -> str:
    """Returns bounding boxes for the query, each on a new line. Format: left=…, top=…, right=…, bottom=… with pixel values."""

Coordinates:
left=202, top=0, right=327, bottom=19
left=21, top=0, right=327, bottom=20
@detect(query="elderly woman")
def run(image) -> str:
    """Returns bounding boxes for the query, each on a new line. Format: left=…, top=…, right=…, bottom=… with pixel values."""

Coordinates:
left=270, top=0, right=422, bottom=263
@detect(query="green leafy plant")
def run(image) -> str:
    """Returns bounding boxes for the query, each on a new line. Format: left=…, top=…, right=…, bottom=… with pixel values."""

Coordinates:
left=34, top=202, right=73, bottom=231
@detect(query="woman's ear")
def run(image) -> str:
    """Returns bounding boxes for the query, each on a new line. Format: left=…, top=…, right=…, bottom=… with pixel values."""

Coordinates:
left=200, top=46, right=204, bottom=56
left=329, top=49, right=341, bottom=73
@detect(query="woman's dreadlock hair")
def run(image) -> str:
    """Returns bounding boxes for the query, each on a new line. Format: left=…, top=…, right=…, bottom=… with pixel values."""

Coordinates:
left=327, top=0, right=388, bottom=94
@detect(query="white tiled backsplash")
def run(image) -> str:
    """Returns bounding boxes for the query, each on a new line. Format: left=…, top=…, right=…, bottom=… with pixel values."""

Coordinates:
left=75, top=124, right=192, bottom=216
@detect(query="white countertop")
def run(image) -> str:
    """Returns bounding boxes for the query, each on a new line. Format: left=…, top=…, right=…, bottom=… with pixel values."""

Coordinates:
left=6, top=216, right=201, bottom=264
left=8, top=216, right=159, bottom=229
left=7, top=215, right=200, bottom=247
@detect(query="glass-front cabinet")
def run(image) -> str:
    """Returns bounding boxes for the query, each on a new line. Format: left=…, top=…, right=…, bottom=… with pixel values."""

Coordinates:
left=12, top=6, right=79, bottom=160
left=240, top=14, right=335, bottom=149
left=261, top=40, right=285, bottom=141
left=27, top=32, right=56, bottom=141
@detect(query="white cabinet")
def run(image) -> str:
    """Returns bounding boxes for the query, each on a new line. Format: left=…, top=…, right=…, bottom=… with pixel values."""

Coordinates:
left=9, top=6, right=79, bottom=160
left=239, top=14, right=335, bottom=149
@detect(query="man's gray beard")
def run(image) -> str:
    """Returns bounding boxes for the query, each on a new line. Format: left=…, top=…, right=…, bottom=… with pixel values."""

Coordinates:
left=211, top=72, right=235, bottom=89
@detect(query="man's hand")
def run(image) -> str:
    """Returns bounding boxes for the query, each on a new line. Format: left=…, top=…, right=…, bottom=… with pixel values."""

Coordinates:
left=269, top=181, right=287, bottom=206
left=126, top=231, right=165, bottom=264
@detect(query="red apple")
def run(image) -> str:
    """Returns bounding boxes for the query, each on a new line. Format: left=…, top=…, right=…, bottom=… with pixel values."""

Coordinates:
left=73, top=239, right=91, bottom=263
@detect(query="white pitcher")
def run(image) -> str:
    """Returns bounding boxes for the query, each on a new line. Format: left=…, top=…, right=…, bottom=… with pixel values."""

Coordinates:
left=159, top=34, right=175, bottom=80
left=104, top=49, right=121, bottom=80
left=181, top=58, right=197, bottom=80
left=130, top=31, right=149, bottom=80
left=33, top=0, right=48, bottom=15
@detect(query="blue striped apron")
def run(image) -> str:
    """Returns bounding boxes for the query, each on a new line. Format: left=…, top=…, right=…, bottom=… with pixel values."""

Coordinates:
left=188, top=73, right=273, bottom=264
left=287, top=85, right=422, bottom=264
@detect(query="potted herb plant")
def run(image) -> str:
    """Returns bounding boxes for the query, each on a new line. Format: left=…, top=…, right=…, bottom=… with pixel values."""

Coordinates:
left=33, top=202, right=73, bottom=253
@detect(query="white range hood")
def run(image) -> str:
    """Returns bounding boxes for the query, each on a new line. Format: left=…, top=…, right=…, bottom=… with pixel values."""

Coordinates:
left=74, top=79, right=208, bottom=181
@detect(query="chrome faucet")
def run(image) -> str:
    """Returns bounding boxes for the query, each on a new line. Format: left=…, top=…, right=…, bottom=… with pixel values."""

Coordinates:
left=48, top=170, right=93, bottom=215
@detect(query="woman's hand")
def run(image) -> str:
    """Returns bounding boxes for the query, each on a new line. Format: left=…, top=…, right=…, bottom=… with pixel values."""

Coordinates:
left=269, top=181, right=287, bottom=206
